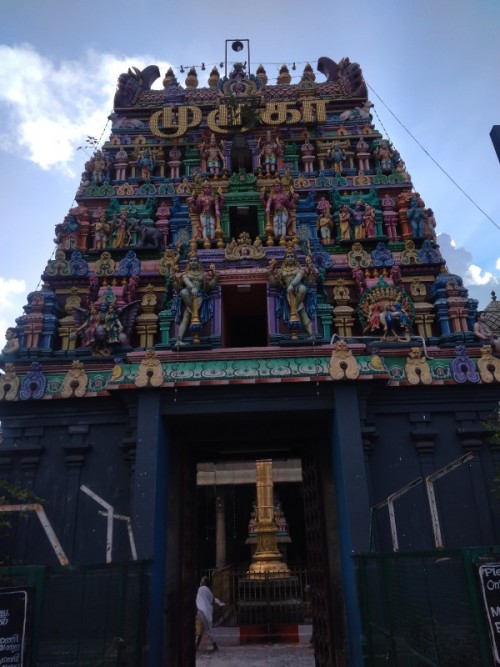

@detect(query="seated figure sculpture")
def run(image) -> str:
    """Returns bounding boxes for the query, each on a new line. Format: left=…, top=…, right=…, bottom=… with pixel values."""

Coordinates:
left=2, top=327, right=20, bottom=357
left=474, top=312, right=500, bottom=356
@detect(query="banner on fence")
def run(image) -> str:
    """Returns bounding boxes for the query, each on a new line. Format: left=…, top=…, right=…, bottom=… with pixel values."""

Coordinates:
left=478, top=562, right=500, bottom=666
left=0, top=588, right=31, bottom=667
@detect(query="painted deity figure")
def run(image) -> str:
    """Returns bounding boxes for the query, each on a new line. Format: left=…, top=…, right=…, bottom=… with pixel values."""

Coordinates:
left=172, top=254, right=218, bottom=345
left=339, top=205, right=351, bottom=241
left=198, top=135, right=225, bottom=175
left=114, top=146, right=129, bottom=180
left=374, top=140, right=395, bottom=173
left=258, top=131, right=283, bottom=175
left=407, top=197, right=426, bottom=237
left=363, top=204, right=376, bottom=238
left=112, top=211, right=131, bottom=248
left=93, top=210, right=111, bottom=250
left=316, top=197, right=333, bottom=244
left=474, top=312, right=500, bottom=356
left=91, top=150, right=108, bottom=184
left=349, top=200, right=366, bottom=239
left=72, top=300, right=124, bottom=356
left=329, top=142, right=346, bottom=173
left=136, top=148, right=155, bottom=179
left=265, top=181, right=298, bottom=238
left=2, top=327, right=20, bottom=356
left=189, top=183, right=224, bottom=241
left=267, top=249, right=317, bottom=338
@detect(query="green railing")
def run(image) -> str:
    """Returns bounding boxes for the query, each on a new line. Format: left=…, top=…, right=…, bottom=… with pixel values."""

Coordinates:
left=0, top=561, right=150, bottom=667
left=355, top=548, right=499, bottom=667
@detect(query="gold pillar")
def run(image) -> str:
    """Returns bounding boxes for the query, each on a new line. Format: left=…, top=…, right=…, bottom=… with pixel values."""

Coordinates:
left=247, top=459, right=290, bottom=579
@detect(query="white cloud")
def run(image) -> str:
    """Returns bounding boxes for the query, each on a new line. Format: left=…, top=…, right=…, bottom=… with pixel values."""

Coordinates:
left=0, top=45, right=172, bottom=174
left=0, top=277, right=27, bottom=337
left=467, top=264, right=494, bottom=286
left=0, top=277, right=26, bottom=309
left=437, top=233, right=499, bottom=307
left=496, top=258, right=500, bottom=271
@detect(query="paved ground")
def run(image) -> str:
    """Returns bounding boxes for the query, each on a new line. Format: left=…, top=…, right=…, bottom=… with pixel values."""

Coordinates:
left=196, top=643, right=316, bottom=666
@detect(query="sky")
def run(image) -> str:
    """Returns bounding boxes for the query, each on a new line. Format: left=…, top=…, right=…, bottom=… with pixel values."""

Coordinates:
left=1, top=0, right=500, bottom=336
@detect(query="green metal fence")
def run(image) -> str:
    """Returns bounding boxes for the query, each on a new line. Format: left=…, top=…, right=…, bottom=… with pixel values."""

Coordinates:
left=0, top=561, right=150, bottom=667
left=355, top=548, right=499, bottom=667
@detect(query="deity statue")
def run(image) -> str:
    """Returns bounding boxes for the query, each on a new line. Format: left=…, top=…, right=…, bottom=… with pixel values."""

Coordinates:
left=474, top=312, right=500, bottom=356
left=114, top=146, right=129, bottom=180
left=339, top=205, right=351, bottom=241
left=88, top=150, right=108, bottom=185
left=93, top=209, right=112, bottom=250
left=71, top=292, right=140, bottom=356
left=198, top=134, right=225, bottom=175
left=188, top=182, right=224, bottom=241
left=172, top=253, right=219, bottom=345
left=267, top=249, right=317, bottom=338
left=263, top=181, right=298, bottom=239
left=328, top=142, right=346, bottom=173
left=2, top=327, right=20, bottom=357
left=316, top=196, right=333, bottom=244
left=363, top=204, right=376, bottom=238
left=349, top=200, right=366, bottom=239
left=136, top=147, right=155, bottom=179
left=301, top=139, right=315, bottom=173
left=258, top=131, right=284, bottom=175
left=112, top=211, right=131, bottom=248
left=407, top=197, right=426, bottom=237
left=380, top=300, right=412, bottom=341
left=374, top=140, right=395, bottom=173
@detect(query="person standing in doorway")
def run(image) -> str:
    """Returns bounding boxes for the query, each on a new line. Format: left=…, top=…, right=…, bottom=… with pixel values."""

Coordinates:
left=195, top=576, right=225, bottom=652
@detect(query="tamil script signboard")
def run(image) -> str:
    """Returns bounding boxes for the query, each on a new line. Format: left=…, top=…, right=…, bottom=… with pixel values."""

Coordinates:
left=478, top=562, right=500, bottom=666
left=0, top=588, right=31, bottom=667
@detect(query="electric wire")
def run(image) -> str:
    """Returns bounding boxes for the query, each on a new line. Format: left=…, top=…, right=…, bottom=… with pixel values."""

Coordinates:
left=367, top=82, right=500, bottom=234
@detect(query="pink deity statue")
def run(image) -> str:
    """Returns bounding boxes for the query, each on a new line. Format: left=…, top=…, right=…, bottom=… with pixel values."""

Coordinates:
left=381, top=194, right=399, bottom=241
left=198, top=134, right=225, bottom=175
left=168, top=146, right=182, bottom=179
left=363, top=204, right=376, bottom=238
left=301, top=139, right=315, bottom=173
left=264, top=181, right=298, bottom=238
left=114, top=146, right=129, bottom=180
left=356, top=137, right=370, bottom=171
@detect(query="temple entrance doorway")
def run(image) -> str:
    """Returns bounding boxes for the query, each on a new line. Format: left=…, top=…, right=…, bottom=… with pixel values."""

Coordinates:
left=164, top=405, right=344, bottom=666
left=221, top=284, right=268, bottom=348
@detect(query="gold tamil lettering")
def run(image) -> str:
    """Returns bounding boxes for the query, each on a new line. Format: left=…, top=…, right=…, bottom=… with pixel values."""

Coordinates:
left=149, top=105, right=202, bottom=138
left=301, top=99, right=327, bottom=123
left=207, top=107, right=231, bottom=135
left=260, top=102, right=301, bottom=126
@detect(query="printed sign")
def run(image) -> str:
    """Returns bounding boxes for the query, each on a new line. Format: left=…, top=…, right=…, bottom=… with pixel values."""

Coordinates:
left=478, top=562, right=500, bottom=665
left=0, top=588, right=31, bottom=667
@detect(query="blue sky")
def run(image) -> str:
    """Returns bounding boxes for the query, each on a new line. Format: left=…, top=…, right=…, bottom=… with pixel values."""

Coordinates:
left=1, top=0, right=500, bottom=335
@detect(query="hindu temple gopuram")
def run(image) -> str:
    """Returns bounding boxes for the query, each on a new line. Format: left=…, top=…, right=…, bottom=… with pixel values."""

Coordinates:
left=1, top=49, right=499, bottom=667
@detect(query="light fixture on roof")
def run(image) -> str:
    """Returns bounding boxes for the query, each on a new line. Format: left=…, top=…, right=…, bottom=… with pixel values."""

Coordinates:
left=224, top=39, right=251, bottom=77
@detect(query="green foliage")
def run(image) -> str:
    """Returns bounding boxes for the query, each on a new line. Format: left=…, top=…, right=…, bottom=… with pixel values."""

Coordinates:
left=0, top=479, right=44, bottom=528
left=225, top=95, right=262, bottom=130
